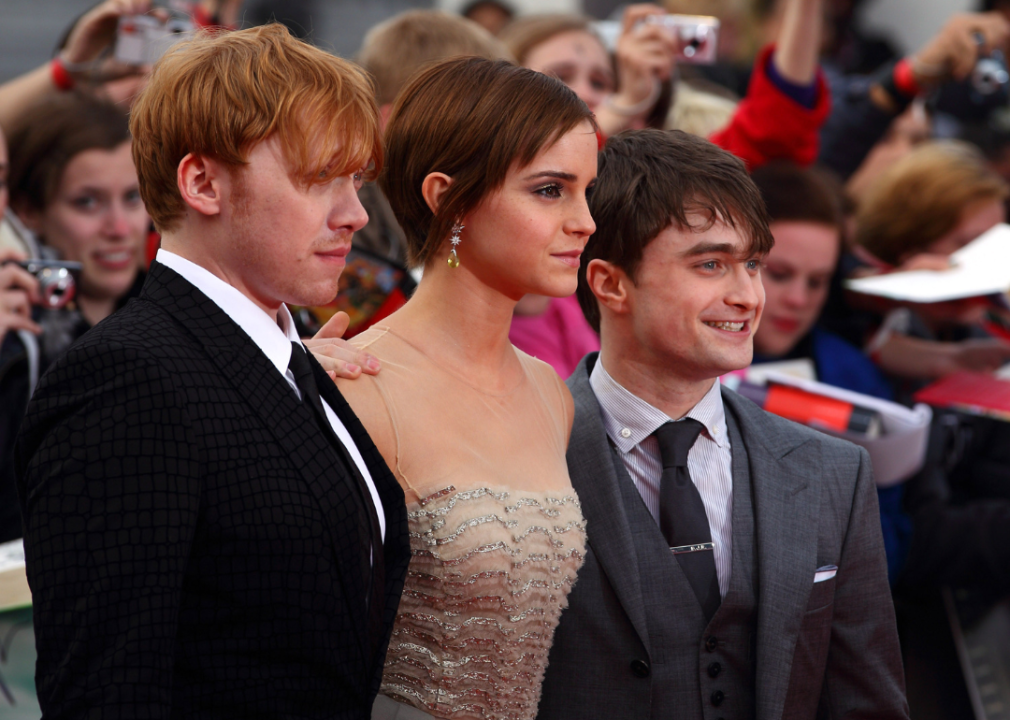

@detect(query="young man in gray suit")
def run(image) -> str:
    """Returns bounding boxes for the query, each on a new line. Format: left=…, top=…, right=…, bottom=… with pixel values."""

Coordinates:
left=537, top=130, right=909, bottom=720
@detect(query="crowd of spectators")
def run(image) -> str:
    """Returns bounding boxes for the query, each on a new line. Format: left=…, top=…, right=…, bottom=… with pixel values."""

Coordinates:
left=2, top=0, right=1010, bottom=716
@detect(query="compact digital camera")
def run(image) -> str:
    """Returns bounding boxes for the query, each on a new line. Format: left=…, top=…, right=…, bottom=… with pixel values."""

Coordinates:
left=972, top=48, right=1010, bottom=103
left=592, top=14, right=720, bottom=65
left=642, top=14, right=720, bottom=65
left=14, top=260, right=83, bottom=309
left=115, top=13, right=193, bottom=66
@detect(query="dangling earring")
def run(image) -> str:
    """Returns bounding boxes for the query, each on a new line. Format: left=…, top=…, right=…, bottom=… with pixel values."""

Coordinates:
left=448, top=222, right=464, bottom=268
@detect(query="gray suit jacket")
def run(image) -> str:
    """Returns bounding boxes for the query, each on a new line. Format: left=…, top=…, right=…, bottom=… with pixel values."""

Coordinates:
left=538, top=354, right=908, bottom=720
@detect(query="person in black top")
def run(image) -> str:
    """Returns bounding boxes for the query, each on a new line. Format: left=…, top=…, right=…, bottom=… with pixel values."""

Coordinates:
left=15, top=24, right=409, bottom=718
left=1, top=94, right=148, bottom=544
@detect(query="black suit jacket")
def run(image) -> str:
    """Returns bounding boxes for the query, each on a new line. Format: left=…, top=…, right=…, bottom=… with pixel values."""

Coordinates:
left=16, top=261, right=410, bottom=719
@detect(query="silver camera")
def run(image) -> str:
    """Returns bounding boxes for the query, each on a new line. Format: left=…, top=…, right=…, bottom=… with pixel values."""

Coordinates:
left=16, top=260, right=83, bottom=309
left=643, top=14, right=720, bottom=65
left=115, top=14, right=193, bottom=66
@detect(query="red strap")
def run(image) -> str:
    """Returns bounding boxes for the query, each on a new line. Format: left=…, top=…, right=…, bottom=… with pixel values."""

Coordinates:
left=50, top=56, right=74, bottom=92
left=893, top=58, right=921, bottom=98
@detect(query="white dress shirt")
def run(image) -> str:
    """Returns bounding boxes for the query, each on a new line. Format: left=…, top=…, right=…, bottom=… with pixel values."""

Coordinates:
left=590, top=360, right=733, bottom=597
left=156, top=249, right=385, bottom=540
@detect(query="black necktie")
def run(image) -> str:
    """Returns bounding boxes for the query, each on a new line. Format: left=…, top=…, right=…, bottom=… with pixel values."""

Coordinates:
left=288, top=342, right=386, bottom=655
left=653, top=418, right=721, bottom=623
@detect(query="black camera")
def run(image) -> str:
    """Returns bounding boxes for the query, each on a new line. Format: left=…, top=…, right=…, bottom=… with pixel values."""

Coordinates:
left=14, top=260, right=83, bottom=309
left=932, top=38, right=1010, bottom=123
left=971, top=48, right=1009, bottom=104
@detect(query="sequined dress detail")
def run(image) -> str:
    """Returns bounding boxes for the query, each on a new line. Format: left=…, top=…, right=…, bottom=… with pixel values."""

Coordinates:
left=344, top=326, right=586, bottom=720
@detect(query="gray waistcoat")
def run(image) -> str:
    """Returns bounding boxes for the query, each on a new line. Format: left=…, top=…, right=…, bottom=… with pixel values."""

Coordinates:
left=619, top=404, right=757, bottom=720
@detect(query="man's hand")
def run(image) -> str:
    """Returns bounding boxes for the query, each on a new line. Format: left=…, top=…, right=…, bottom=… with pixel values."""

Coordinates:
left=303, top=311, right=381, bottom=381
left=0, top=250, right=41, bottom=344
left=912, top=12, right=1010, bottom=86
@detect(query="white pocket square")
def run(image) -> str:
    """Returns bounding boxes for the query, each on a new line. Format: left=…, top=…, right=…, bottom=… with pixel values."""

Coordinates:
left=814, top=565, right=838, bottom=583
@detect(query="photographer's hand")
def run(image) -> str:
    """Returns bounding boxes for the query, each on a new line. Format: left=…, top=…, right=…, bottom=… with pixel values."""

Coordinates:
left=596, top=4, right=676, bottom=137
left=0, top=250, right=42, bottom=344
left=303, top=311, right=381, bottom=381
left=0, top=0, right=160, bottom=131
left=63, top=0, right=156, bottom=69
left=912, top=12, right=1010, bottom=85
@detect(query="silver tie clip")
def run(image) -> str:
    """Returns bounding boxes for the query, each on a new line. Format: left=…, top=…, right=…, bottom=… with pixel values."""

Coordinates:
left=670, top=542, right=715, bottom=555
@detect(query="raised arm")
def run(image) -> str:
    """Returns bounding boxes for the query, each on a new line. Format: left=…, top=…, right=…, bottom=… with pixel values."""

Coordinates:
left=594, top=4, right=677, bottom=138
left=709, top=0, right=829, bottom=169
left=819, top=12, right=1010, bottom=179
left=771, top=0, right=820, bottom=85
left=0, top=0, right=154, bottom=133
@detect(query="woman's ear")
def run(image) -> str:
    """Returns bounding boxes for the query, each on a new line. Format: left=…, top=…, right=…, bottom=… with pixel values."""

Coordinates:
left=421, top=172, right=453, bottom=215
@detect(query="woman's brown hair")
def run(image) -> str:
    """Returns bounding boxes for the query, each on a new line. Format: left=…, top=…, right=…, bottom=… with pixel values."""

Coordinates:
left=8, top=93, right=130, bottom=216
left=498, top=14, right=593, bottom=66
left=380, top=56, right=597, bottom=268
left=855, top=140, right=1009, bottom=265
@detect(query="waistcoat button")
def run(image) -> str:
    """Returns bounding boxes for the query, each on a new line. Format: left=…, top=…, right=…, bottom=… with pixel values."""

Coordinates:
left=711, top=690, right=725, bottom=706
left=630, top=659, right=651, bottom=678
left=705, top=635, right=719, bottom=652
left=708, top=661, right=722, bottom=678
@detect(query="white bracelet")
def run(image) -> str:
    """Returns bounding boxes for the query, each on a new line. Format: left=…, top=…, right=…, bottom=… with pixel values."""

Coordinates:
left=604, top=79, right=661, bottom=117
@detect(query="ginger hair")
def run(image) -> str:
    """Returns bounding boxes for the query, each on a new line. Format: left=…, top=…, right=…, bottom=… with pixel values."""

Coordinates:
left=130, top=23, right=382, bottom=232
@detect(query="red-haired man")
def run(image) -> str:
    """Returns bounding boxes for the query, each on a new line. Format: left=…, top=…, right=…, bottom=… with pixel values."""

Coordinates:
left=16, top=24, right=409, bottom=718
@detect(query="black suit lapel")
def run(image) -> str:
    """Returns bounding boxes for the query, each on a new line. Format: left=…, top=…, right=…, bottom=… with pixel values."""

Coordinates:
left=140, top=262, right=374, bottom=658
left=312, top=357, right=410, bottom=666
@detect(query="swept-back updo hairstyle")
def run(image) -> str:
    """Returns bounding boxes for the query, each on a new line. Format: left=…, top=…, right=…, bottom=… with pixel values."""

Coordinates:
left=379, top=56, right=597, bottom=267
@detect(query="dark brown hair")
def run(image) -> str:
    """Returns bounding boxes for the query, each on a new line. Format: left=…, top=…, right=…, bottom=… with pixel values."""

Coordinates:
left=750, top=161, right=844, bottom=228
left=380, top=56, right=597, bottom=267
left=8, top=93, right=130, bottom=216
left=579, top=128, right=774, bottom=332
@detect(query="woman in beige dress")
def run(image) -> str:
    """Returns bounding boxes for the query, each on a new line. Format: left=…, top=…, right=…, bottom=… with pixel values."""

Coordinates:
left=326, top=57, right=597, bottom=720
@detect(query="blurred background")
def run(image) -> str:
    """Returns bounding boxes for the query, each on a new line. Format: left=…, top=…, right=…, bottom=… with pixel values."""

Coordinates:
left=0, top=0, right=976, bottom=82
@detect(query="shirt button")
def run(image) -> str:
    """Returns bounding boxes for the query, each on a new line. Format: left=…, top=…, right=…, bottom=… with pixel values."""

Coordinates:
left=620, top=428, right=631, bottom=438
left=708, top=661, right=722, bottom=678
left=705, top=635, right=718, bottom=652
left=711, top=690, right=725, bottom=706
left=713, top=428, right=720, bottom=436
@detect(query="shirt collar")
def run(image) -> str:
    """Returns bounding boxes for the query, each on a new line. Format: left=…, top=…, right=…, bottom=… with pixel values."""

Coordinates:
left=589, top=358, right=728, bottom=453
left=156, top=249, right=301, bottom=376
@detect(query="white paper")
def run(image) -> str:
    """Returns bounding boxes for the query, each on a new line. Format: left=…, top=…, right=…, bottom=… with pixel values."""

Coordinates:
left=756, top=371, right=933, bottom=487
left=845, top=223, right=1010, bottom=303
left=0, top=538, right=24, bottom=574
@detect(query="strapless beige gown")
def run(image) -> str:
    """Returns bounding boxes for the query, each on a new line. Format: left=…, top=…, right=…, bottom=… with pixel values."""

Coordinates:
left=344, top=326, right=586, bottom=720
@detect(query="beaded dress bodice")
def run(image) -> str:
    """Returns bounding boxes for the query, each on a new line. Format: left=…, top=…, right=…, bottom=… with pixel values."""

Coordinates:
left=343, top=326, right=586, bottom=720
